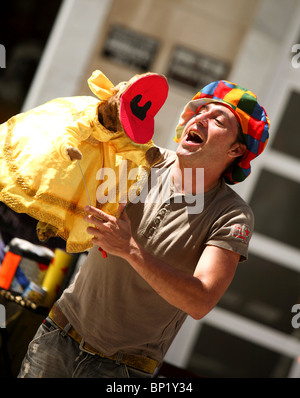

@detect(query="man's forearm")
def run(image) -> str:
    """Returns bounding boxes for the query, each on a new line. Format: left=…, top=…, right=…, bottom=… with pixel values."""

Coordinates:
left=123, top=238, right=210, bottom=320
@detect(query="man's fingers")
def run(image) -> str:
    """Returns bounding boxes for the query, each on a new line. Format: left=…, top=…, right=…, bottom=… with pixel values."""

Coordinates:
left=85, top=214, right=105, bottom=229
left=84, top=206, right=111, bottom=225
left=85, top=205, right=106, bottom=218
left=118, top=202, right=128, bottom=218
left=86, top=225, right=101, bottom=236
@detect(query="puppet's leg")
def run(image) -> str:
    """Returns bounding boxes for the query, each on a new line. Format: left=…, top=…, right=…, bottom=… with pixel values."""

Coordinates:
left=36, top=221, right=58, bottom=242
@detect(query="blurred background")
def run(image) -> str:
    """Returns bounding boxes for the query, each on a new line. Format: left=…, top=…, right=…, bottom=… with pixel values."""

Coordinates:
left=0, top=0, right=300, bottom=378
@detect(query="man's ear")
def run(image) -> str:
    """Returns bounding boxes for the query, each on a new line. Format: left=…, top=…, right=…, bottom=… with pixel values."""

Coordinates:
left=228, top=142, right=247, bottom=159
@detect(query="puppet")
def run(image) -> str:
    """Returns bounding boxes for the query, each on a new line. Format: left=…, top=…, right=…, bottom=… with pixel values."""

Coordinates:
left=0, top=70, right=168, bottom=253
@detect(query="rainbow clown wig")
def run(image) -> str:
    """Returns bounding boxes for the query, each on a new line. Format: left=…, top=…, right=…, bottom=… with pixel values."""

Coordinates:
left=175, top=80, right=270, bottom=184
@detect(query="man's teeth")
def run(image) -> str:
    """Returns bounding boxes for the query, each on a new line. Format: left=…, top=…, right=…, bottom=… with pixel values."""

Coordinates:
left=188, top=131, right=203, bottom=143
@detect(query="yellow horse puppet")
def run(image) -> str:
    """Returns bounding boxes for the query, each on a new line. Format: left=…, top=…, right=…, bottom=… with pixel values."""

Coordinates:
left=0, top=70, right=168, bottom=253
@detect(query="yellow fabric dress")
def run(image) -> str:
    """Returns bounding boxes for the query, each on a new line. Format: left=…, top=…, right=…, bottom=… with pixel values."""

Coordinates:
left=0, top=71, right=160, bottom=253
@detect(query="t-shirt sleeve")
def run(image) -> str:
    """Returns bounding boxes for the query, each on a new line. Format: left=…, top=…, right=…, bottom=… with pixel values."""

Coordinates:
left=206, top=203, right=254, bottom=262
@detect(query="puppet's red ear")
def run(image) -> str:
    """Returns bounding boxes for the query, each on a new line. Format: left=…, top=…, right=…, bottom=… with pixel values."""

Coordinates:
left=119, top=74, right=169, bottom=144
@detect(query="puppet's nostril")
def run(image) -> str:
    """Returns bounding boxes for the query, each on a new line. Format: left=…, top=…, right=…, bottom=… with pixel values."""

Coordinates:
left=130, top=95, right=152, bottom=121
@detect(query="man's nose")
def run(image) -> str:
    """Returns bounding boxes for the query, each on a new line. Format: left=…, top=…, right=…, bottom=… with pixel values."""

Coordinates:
left=195, top=113, right=208, bottom=127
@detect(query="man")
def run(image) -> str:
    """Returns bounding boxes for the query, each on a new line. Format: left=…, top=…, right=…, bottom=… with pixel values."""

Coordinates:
left=18, top=80, right=269, bottom=378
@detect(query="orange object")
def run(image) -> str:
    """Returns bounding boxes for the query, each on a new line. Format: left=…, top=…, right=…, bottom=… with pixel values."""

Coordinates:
left=0, top=252, right=22, bottom=289
left=98, top=247, right=107, bottom=258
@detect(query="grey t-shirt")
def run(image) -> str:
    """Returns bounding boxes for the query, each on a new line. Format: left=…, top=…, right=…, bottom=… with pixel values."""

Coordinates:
left=58, top=148, right=254, bottom=363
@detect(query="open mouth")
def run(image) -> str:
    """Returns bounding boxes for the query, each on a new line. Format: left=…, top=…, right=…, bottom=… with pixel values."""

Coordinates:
left=186, top=131, right=204, bottom=144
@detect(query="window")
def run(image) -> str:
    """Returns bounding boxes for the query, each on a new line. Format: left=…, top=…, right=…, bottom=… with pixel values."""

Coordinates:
left=272, top=90, right=300, bottom=159
left=249, top=170, right=300, bottom=248
left=186, top=324, right=292, bottom=378
left=218, top=253, right=300, bottom=334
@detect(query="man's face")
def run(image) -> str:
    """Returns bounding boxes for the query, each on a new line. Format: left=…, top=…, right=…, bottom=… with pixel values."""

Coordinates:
left=176, top=103, right=240, bottom=169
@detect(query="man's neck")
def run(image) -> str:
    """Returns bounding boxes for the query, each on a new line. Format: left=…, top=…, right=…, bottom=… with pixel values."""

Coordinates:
left=171, top=159, right=220, bottom=194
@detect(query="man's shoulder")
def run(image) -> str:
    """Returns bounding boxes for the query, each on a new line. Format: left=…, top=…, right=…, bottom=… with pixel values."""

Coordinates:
left=223, top=182, right=252, bottom=206
left=217, top=180, right=254, bottom=222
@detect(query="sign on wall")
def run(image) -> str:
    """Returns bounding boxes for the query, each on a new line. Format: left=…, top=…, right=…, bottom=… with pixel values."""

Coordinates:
left=102, top=25, right=159, bottom=71
left=167, top=45, right=229, bottom=89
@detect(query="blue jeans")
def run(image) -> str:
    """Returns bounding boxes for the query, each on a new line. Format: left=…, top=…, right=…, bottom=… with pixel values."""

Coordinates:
left=18, top=317, right=152, bottom=378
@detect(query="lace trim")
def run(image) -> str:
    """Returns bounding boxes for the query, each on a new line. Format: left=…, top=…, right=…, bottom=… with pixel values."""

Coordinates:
left=0, top=186, right=93, bottom=253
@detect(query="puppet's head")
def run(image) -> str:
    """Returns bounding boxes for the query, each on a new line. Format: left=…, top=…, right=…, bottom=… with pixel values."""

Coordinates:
left=88, top=70, right=169, bottom=144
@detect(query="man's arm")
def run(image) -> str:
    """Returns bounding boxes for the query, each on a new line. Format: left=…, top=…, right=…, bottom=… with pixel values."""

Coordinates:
left=84, top=205, right=239, bottom=320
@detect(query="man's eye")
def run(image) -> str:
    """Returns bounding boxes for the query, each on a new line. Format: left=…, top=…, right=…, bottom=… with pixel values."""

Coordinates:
left=198, top=107, right=208, bottom=114
left=215, top=118, right=224, bottom=127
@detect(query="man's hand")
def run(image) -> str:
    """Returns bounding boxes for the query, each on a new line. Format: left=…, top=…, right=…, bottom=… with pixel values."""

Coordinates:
left=84, top=204, right=133, bottom=258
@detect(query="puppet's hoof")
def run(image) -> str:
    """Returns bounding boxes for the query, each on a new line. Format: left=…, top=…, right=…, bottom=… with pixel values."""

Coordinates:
left=36, top=222, right=58, bottom=242
left=145, top=146, right=162, bottom=166
left=66, top=146, right=82, bottom=161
